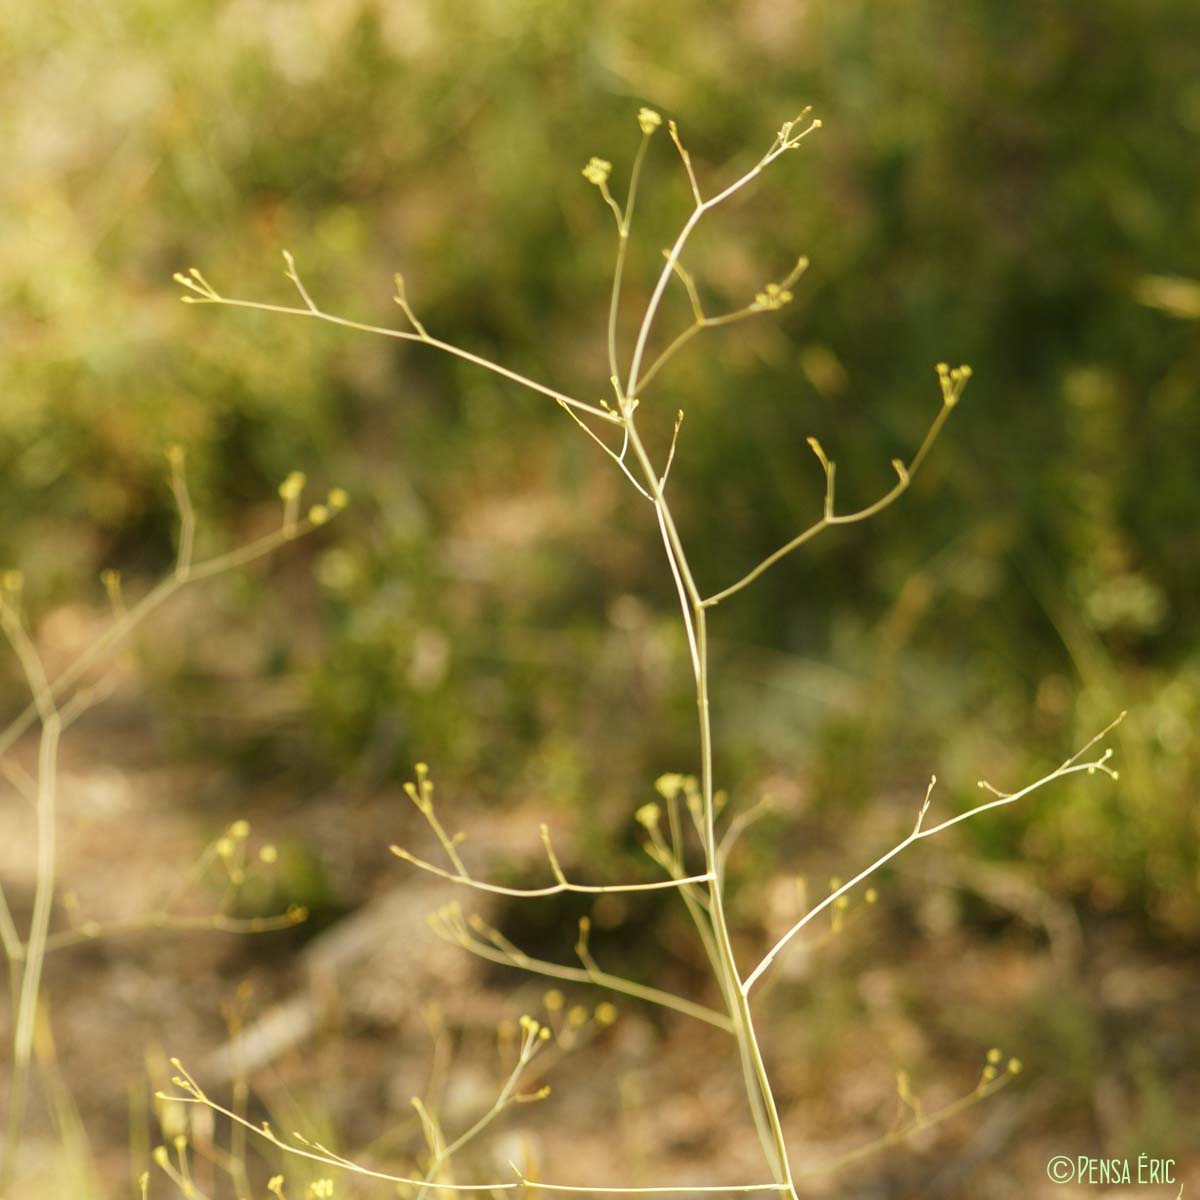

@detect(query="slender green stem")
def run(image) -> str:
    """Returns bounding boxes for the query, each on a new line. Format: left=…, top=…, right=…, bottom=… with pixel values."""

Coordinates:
left=743, top=718, right=1123, bottom=992
left=33, top=909, right=307, bottom=955
left=621, top=420, right=796, bottom=1195
left=162, top=114, right=845, bottom=1199
left=626, top=128, right=813, bottom=399
left=414, top=1027, right=548, bottom=1200
left=0, top=576, right=178, bottom=760
left=602, top=117, right=816, bottom=1179
left=794, top=1071, right=1016, bottom=1180
left=0, top=474, right=336, bottom=1189
left=702, top=401, right=954, bottom=609
left=0, top=605, right=62, bottom=1193
left=433, top=907, right=734, bottom=1032
left=392, top=843, right=714, bottom=897
left=637, top=253, right=809, bottom=397
left=183, top=296, right=611, bottom=421
left=0, top=881, right=22, bottom=983
left=0, top=514, right=328, bottom=763
left=157, top=112, right=1130, bottom=1200
left=607, top=133, right=653, bottom=386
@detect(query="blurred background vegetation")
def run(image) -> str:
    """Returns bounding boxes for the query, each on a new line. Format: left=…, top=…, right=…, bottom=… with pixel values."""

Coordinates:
left=3, top=0, right=1198, bottom=1193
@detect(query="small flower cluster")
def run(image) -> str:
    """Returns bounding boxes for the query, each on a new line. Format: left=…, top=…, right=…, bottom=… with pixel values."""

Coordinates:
left=518, top=1012, right=553, bottom=1044
left=403, top=761, right=435, bottom=814
left=582, top=108, right=661, bottom=190
left=279, top=470, right=304, bottom=500
left=212, top=818, right=283, bottom=889
left=309, top=488, right=349, bottom=526
left=754, top=281, right=795, bottom=311
left=214, top=818, right=251, bottom=863
left=635, top=802, right=661, bottom=831
left=826, top=875, right=878, bottom=933
left=267, top=1175, right=335, bottom=1200
left=539, top=989, right=618, bottom=1036
left=582, top=156, right=612, bottom=187
left=278, top=469, right=350, bottom=530
left=173, top=266, right=221, bottom=303
left=936, top=362, right=973, bottom=408
left=777, top=107, right=822, bottom=150
left=637, top=106, right=663, bottom=135
left=652, top=771, right=715, bottom=824
left=980, top=1045, right=1023, bottom=1086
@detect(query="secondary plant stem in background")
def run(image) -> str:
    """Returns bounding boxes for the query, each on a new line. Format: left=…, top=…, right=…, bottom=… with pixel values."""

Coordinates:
left=0, top=460, right=341, bottom=1190
left=0, top=592, right=61, bottom=1193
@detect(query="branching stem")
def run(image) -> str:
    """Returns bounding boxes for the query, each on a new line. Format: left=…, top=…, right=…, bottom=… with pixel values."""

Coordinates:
left=0, top=458, right=335, bottom=1190
left=742, top=712, right=1125, bottom=993
left=163, top=109, right=1124, bottom=1200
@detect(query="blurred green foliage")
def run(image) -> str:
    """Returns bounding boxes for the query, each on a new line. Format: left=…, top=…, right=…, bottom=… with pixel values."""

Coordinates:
left=3, top=0, right=1198, bottom=947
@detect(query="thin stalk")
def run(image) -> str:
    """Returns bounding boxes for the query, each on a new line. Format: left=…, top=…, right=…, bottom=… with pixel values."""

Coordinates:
left=182, top=297, right=611, bottom=421
left=0, top=513, right=329, bottom=761
left=625, top=131, right=809, bottom=399
left=0, top=604, right=62, bottom=1192
left=414, top=1033, right=540, bottom=1200
left=431, top=903, right=733, bottom=1031
left=622, top=420, right=796, bottom=1195
left=702, top=401, right=954, bottom=609
left=607, top=133, right=654, bottom=386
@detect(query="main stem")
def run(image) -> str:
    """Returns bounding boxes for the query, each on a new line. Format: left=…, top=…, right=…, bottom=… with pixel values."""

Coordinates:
left=624, top=422, right=796, bottom=1198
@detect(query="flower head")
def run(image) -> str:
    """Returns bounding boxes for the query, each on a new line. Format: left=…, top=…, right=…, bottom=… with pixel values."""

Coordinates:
left=635, top=802, right=662, bottom=831
left=278, top=471, right=306, bottom=501
left=582, top=157, right=612, bottom=187
left=754, top=282, right=794, bottom=311
left=637, top=107, right=663, bottom=135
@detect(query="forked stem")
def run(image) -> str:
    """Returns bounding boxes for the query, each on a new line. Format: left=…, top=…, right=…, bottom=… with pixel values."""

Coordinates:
left=164, top=108, right=1124, bottom=1199
left=0, top=457, right=341, bottom=1189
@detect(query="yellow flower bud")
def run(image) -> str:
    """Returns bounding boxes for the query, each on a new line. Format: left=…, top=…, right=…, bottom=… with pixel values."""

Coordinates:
left=278, top=471, right=306, bottom=501
left=635, top=803, right=661, bottom=831
left=582, top=157, right=612, bottom=187
left=637, top=107, right=663, bottom=135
